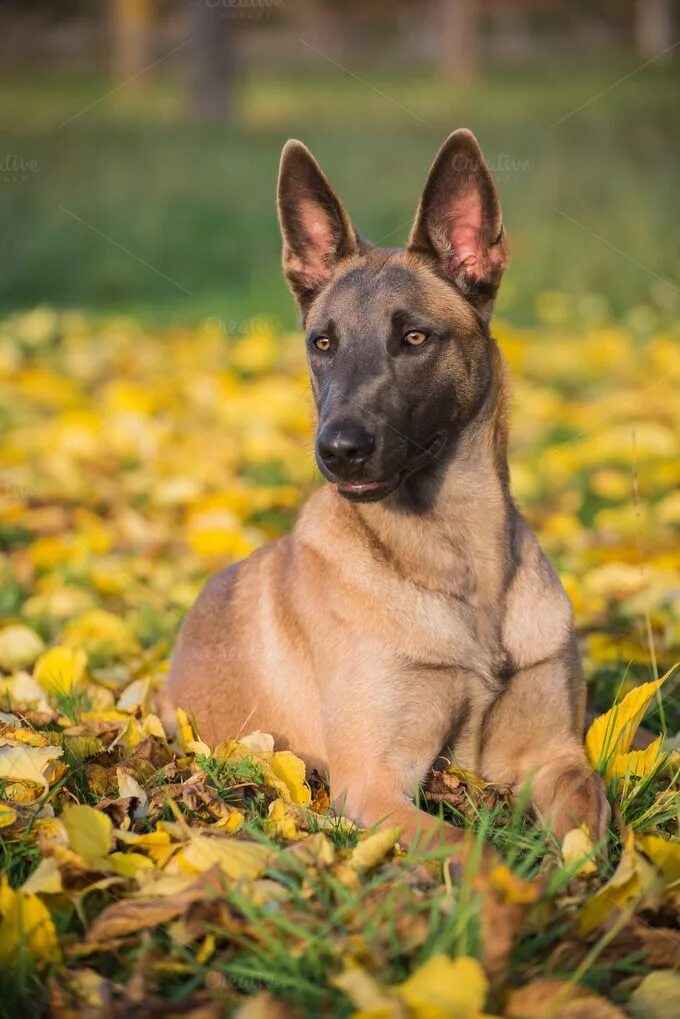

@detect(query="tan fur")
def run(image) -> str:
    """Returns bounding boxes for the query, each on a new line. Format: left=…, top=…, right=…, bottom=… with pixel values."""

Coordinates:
left=161, top=336, right=607, bottom=852
left=161, top=137, right=609, bottom=857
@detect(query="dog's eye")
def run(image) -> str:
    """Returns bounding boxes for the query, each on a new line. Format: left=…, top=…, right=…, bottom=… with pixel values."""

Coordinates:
left=313, top=336, right=331, bottom=351
left=403, top=330, right=429, bottom=347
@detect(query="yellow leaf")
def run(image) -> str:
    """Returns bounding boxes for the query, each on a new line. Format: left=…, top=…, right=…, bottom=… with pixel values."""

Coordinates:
left=488, top=864, right=541, bottom=904
left=267, top=798, right=307, bottom=840
left=175, top=708, right=209, bottom=754
left=34, top=644, right=87, bottom=695
left=196, top=932, right=216, bottom=965
left=107, top=852, right=154, bottom=879
left=561, top=827, right=598, bottom=877
left=0, top=886, right=60, bottom=969
left=349, top=826, right=403, bottom=874
left=578, top=830, right=664, bottom=935
left=63, top=609, right=137, bottom=657
left=116, top=768, right=148, bottom=818
left=506, top=978, right=626, bottom=1018
left=142, top=712, right=167, bottom=740
left=636, top=834, right=680, bottom=884
left=0, top=625, right=45, bottom=672
left=608, top=735, right=664, bottom=781
left=270, top=750, right=311, bottom=805
left=629, top=971, right=680, bottom=1019
left=177, top=833, right=271, bottom=881
left=116, top=677, right=149, bottom=713
left=333, top=965, right=397, bottom=1014
left=0, top=804, right=17, bottom=828
left=585, top=669, right=673, bottom=777
left=398, top=955, right=488, bottom=1019
left=62, top=804, right=112, bottom=869
left=0, top=744, right=63, bottom=793
left=0, top=724, right=48, bottom=748
left=21, top=858, right=63, bottom=895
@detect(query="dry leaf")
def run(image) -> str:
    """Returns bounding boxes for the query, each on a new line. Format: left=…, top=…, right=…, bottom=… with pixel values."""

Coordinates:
left=506, top=978, right=625, bottom=1018
left=0, top=625, right=45, bottom=671
left=561, top=827, right=597, bottom=877
left=61, top=803, right=113, bottom=869
left=0, top=743, right=63, bottom=792
left=398, top=954, right=488, bottom=1018
left=34, top=645, right=87, bottom=695
left=0, top=881, right=60, bottom=969
left=86, top=869, right=222, bottom=943
left=585, top=670, right=673, bottom=778
left=628, top=971, right=680, bottom=1019
left=176, top=832, right=272, bottom=880
left=349, top=826, right=403, bottom=873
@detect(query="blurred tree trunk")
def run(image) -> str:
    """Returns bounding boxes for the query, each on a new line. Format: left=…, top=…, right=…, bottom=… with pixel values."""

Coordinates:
left=110, top=0, right=154, bottom=81
left=191, top=0, right=235, bottom=123
left=634, top=0, right=676, bottom=57
left=439, top=0, right=479, bottom=84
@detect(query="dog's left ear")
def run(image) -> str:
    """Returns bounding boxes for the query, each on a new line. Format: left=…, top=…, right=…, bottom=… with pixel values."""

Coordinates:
left=408, top=129, right=509, bottom=320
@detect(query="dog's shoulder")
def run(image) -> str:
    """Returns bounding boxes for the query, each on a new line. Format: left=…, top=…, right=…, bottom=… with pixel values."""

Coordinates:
left=502, top=512, right=574, bottom=670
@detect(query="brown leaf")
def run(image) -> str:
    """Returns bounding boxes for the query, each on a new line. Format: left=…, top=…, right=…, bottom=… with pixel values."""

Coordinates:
left=233, top=992, right=303, bottom=1018
left=85, top=868, right=223, bottom=944
left=506, top=978, right=626, bottom=1018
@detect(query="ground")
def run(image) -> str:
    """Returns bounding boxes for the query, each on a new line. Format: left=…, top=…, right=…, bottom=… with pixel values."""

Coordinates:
left=0, top=308, right=678, bottom=1018
left=0, top=65, right=678, bottom=1018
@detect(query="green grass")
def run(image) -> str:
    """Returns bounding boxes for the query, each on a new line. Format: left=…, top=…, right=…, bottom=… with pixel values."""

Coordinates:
left=1, top=63, right=679, bottom=327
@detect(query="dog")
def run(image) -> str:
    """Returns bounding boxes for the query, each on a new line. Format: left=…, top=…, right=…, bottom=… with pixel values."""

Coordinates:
left=161, top=129, right=610, bottom=858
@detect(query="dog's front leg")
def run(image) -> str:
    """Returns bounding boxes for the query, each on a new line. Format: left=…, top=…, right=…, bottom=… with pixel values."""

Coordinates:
left=479, top=657, right=610, bottom=844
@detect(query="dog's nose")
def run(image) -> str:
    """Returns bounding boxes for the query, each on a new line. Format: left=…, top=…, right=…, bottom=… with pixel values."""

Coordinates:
left=317, top=422, right=375, bottom=472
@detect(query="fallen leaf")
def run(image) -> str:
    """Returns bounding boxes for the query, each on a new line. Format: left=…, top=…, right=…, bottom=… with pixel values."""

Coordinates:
left=21, top=857, right=63, bottom=895
left=0, top=803, right=18, bottom=828
left=398, top=953, right=488, bottom=1018
left=34, top=644, right=87, bottom=695
left=0, top=625, right=45, bottom=671
left=578, top=830, right=664, bottom=935
left=506, top=978, right=625, bottom=1018
left=636, top=834, right=680, bottom=884
left=628, top=971, right=680, bottom=1019
left=0, top=882, right=60, bottom=969
left=269, top=750, right=311, bottom=805
left=349, top=826, right=403, bottom=874
left=176, top=832, right=272, bottom=880
left=609, top=734, right=664, bottom=781
left=61, top=803, right=112, bottom=869
left=585, top=670, right=673, bottom=778
left=233, top=992, right=303, bottom=1018
left=267, top=797, right=307, bottom=840
left=333, top=964, right=398, bottom=1014
left=562, top=827, right=597, bottom=877
left=116, top=767, right=148, bottom=819
left=0, top=743, right=63, bottom=793
left=86, top=868, right=222, bottom=943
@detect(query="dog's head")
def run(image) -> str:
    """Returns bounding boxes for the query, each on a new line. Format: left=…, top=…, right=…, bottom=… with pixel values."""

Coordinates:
left=277, top=130, right=509, bottom=503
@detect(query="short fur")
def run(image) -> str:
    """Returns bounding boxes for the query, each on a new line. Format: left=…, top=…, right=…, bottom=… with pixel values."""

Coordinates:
left=161, top=130, right=609, bottom=854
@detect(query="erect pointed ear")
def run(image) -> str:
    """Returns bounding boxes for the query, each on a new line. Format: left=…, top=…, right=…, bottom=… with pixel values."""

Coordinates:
left=408, top=129, right=509, bottom=320
left=277, top=140, right=358, bottom=313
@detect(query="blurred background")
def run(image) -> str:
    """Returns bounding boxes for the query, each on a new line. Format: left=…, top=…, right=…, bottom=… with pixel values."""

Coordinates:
left=1, top=0, right=679, bottom=329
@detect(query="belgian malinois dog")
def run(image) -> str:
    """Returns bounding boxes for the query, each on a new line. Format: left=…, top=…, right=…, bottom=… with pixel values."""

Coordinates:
left=162, top=130, right=609, bottom=858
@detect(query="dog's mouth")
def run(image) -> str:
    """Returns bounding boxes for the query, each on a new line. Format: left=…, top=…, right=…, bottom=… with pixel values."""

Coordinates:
left=336, top=431, right=447, bottom=503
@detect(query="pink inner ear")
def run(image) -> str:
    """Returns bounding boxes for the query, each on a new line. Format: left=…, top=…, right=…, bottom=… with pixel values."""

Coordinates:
left=448, top=188, right=484, bottom=278
left=292, top=198, right=336, bottom=283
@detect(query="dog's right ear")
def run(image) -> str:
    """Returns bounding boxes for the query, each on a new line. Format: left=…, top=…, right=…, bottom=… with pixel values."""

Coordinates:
left=408, top=129, right=509, bottom=321
left=277, top=140, right=358, bottom=314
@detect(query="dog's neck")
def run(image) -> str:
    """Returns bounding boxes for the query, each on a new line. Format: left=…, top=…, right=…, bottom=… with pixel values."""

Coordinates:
left=344, top=343, right=513, bottom=595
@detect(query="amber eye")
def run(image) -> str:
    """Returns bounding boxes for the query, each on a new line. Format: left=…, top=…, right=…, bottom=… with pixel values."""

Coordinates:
left=314, top=336, right=331, bottom=351
left=403, top=330, right=429, bottom=347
